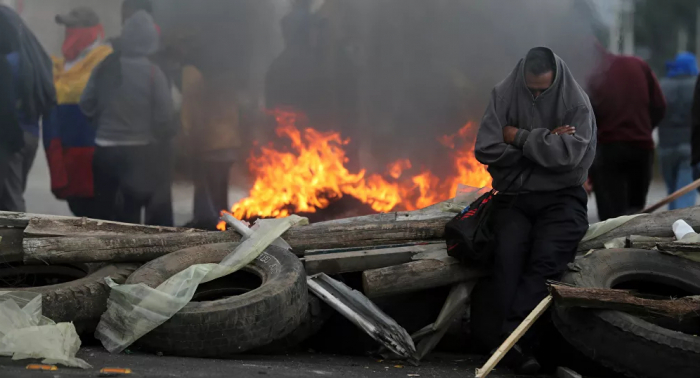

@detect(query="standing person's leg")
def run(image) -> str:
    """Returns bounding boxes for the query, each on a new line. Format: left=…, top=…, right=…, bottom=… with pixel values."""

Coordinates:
left=92, top=147, right=121, bottom=221
left=207, top=160, right=233, bottom=216
left=118, top=146, right=151, bottom=224
left=504, top=186, right=588, bottom=348
left=145, top=142, right=174, bottom=227
left=671, top=144, right=697, bottom=209
left=590, top=143, right=628, bottom=221
left=657, top=147, right=678, bottom=209
left=0, top=132, right=39, bottom=212
left=626, top=146, right=654, bottom=214
left=0, top=145, right=12, bottom=210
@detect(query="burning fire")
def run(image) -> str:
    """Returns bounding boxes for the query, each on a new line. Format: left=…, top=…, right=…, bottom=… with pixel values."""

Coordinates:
left=220, top=108, right=491, bottom=225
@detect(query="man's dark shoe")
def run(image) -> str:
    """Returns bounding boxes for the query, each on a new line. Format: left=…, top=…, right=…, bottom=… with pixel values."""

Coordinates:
left=490, top=344, right=541, bottom=375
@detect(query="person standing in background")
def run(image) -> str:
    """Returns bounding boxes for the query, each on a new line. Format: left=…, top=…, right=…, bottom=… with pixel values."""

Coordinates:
left=0, top=6, right=56, bottom=212
left=80, top=10, right=175, bottom=224
left=692, top=61, right=700, bottom=185
left=588, top=46, right=666, bottom=221
left=43, top=7, right=112, bottom=217
left=657, top=52, right=698, bottom=210
left=181, top=66, right=242, bottom=229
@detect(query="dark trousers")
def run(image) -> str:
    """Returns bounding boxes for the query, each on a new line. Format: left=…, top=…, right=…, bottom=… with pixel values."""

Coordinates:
left=93, top=145, right=173, bottom=225
left=589, top=142, right=654, bottom=221
left=192, top=160, right=233, bottom=227
left=0, top=132, right=39, bottom=212
left=490, top=186, right=588, bottom=349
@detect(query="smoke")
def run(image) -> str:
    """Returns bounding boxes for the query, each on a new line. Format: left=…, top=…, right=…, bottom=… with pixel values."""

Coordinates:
left=153, top=0, right=602, bottom=176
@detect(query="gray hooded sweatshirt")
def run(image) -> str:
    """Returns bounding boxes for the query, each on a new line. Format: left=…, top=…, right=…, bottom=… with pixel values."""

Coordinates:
left=81, top=10, right=173, bottom=146
left=475, top=47, right=597, bottom=193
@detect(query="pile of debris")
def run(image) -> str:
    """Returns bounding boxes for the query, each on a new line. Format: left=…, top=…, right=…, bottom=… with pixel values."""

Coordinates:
left=0, top=203, right=699, bottom=377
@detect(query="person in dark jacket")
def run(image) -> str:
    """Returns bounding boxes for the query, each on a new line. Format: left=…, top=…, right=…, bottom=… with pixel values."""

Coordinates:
left=0, top=5, right=55, bottom=212
left=691, top=64, right=700, bottom=182
left=80, top=10, right=175, bottom=224
left=588, top=47, right=666, bottom=220
left=658, top=52, right=698, bottom=209
left=474, top=47, right=595, bottom=374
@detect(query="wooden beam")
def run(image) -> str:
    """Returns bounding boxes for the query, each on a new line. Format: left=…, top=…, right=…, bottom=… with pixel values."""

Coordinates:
left=362, top=258, right=486, bottom=298
left=305, top=242, right=446, bottom=275
left=578, top=207, right=700, bottom=251
left=626, top=235, right=675, bottom=250
left=641, top=178, right=700, bottom=214
left=550, top=284, right=700, bottom=321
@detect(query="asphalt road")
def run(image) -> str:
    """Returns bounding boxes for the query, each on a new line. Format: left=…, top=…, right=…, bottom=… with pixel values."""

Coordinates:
left=0, top=349, right=539, bottom=378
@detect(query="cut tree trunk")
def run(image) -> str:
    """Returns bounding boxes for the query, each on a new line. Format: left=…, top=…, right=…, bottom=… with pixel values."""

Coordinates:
left=578, top=207, right=700, bottom=251
left=24, top=215, right=455, bottom=264
left=362, top=258, right=486, bottom=298
left=550, top=284, right=700, bottom=321
left=304, top=242, right=446, bottom=275
left=0, top=211, right=194, bottom=234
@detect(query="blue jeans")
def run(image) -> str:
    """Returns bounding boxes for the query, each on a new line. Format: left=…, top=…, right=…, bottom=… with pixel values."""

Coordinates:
left=658, top=145, right=696, bottom=210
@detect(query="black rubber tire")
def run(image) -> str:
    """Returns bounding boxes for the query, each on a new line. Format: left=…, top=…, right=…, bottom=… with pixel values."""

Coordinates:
left=552, top=249, right=700, bottom=378
left=126, top=242, right=308, bottom=358
left=0, top=263, right=139, bottom=334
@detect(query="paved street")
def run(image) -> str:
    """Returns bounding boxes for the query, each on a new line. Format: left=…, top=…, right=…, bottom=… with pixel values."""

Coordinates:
left=0, top=348, right=538, bottom=378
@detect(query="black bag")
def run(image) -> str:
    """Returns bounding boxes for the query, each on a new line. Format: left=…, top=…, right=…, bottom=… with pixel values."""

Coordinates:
left=445, top=190, right=496, bottom=266
left=445, top=164, right=532, bottom=267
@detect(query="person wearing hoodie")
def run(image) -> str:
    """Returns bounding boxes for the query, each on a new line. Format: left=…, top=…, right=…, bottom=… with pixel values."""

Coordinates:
left=43, top=7, right=113, bottom=217
left=657, top=52, right=698, bottom=210
left=588, top=47, right=666, bottom=220
left=0, top=5, right=56, bottom=212
left=474, top=47, right=595, bottom=374
left=691, top=63, right=700, bottom=185
left=80, top=10, right=175, bottom=224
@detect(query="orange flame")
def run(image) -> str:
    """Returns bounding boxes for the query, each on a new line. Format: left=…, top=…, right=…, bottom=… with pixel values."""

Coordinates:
left=225, top=109, right=492, bottom=221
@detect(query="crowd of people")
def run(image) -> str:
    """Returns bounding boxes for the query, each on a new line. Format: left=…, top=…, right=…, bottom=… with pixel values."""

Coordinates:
left=0, top=0, right=241, bottom=229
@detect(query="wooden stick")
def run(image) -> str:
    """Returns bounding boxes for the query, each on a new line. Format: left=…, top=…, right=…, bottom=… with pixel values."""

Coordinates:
left=550, top=284, right=700, bottom=320
left=641, top=178, right=700, bottom=214
left=475, top=295, right=553, bottom=378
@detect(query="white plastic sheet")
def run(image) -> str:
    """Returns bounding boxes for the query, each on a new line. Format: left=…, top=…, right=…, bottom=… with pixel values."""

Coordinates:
left=581, top=214, right=645, bottom=243
left=96, top=215, right=308, bottom=354
left=0, top=292, right=90, bottom=368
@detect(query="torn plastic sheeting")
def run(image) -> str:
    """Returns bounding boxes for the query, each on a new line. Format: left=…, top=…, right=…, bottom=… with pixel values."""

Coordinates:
left=581, top=214, right=645, bottom=243
left=96, top=215, right=308, bottom=354
left=0, top=292, right=90, bottom=369
left=307, top=273, right=417, bottom=361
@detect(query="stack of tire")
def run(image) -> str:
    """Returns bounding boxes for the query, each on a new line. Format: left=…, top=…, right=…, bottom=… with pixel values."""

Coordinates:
left=0, top=262, right=138, bottom=334
left=553, top=249, right=700, bottom=378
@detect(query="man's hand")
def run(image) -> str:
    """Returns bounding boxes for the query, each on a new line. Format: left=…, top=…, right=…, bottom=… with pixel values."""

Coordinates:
left=503, top=126, right=519, bottom=144
left=551, top=125, right=576, bottom=136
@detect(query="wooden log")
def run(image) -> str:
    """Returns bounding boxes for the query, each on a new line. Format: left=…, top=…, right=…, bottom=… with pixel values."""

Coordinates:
left=0, top=211, right=194, bottom=233
left=626, top=235, right=675, bottom=250
left=578, top=207, right=700, bottom=251
left=655, top=242, right=700, bottom=254
left=362, top=258, right=486, bottom=298
left=0, top=227, right=24, bottom=262
left=24, top=231, right=242, bottom=264
left=550, top=284, right=700, bottom=321
left=304, top=242, right=446, bottom=275
left=23, top=216, right=454, bottom=264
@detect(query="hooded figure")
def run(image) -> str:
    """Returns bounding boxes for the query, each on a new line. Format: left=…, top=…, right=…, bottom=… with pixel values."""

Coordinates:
left=43, top=7, right=113, bottom=217
left=471, top=47, right=593, bottom=375
left=0, top=5, right=55, bottom=212
left=80, top=10, right=174, bottom=224
left=657, top=52, right=698, bottom=210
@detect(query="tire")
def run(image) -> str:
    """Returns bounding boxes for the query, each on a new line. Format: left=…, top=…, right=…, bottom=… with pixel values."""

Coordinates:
left=126, top=242, right=307, bottom=358
left=552, top=249, right=700, bottom=378
left=0, top=263, right=139, bottom=334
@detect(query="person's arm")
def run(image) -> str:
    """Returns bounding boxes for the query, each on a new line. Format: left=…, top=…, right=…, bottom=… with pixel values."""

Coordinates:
left=152, top=67, right=176, bottom=140
left=474, top=89, right=523, bottom=167
left=692, top=76, right=700, bottom=165
left=644, top=62, right=667, bottom=127
left=512, top=104, right=594, bottom=172
left=79, top=65, right=99, bottom=119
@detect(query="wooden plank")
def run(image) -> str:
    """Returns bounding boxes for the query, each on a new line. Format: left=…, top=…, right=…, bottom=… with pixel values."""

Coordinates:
left=362, top=258, right=486, bottom=298
left=0, top=211, right=195, bottom=233
left=626, top=235, right=675, bottom=250
left=641, top=178, right=700, bottom=213
left=305, top=243, right=446, bottom=275
left=550, top=284, right=700, bottom=321
left=475, top=295, right=553, bottom=378
left=578, top=206, right=700, bottom=251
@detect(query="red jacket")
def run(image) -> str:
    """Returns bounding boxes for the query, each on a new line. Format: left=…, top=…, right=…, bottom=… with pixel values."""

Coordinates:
left=589, top=53, right=666, bottom=149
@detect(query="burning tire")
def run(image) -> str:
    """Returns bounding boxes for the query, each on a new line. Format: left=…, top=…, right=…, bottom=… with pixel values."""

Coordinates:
left=126, top=242, right=307, bottom=357
left=552, top=249, right=700, bottom=378
left=0, top=263, right=138, bottom=334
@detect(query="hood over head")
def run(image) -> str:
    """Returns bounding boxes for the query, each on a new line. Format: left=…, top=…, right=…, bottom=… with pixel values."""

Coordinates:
left=120, top=10, right=158, bottom=57
left=666, top=52, right=698, bottom=78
